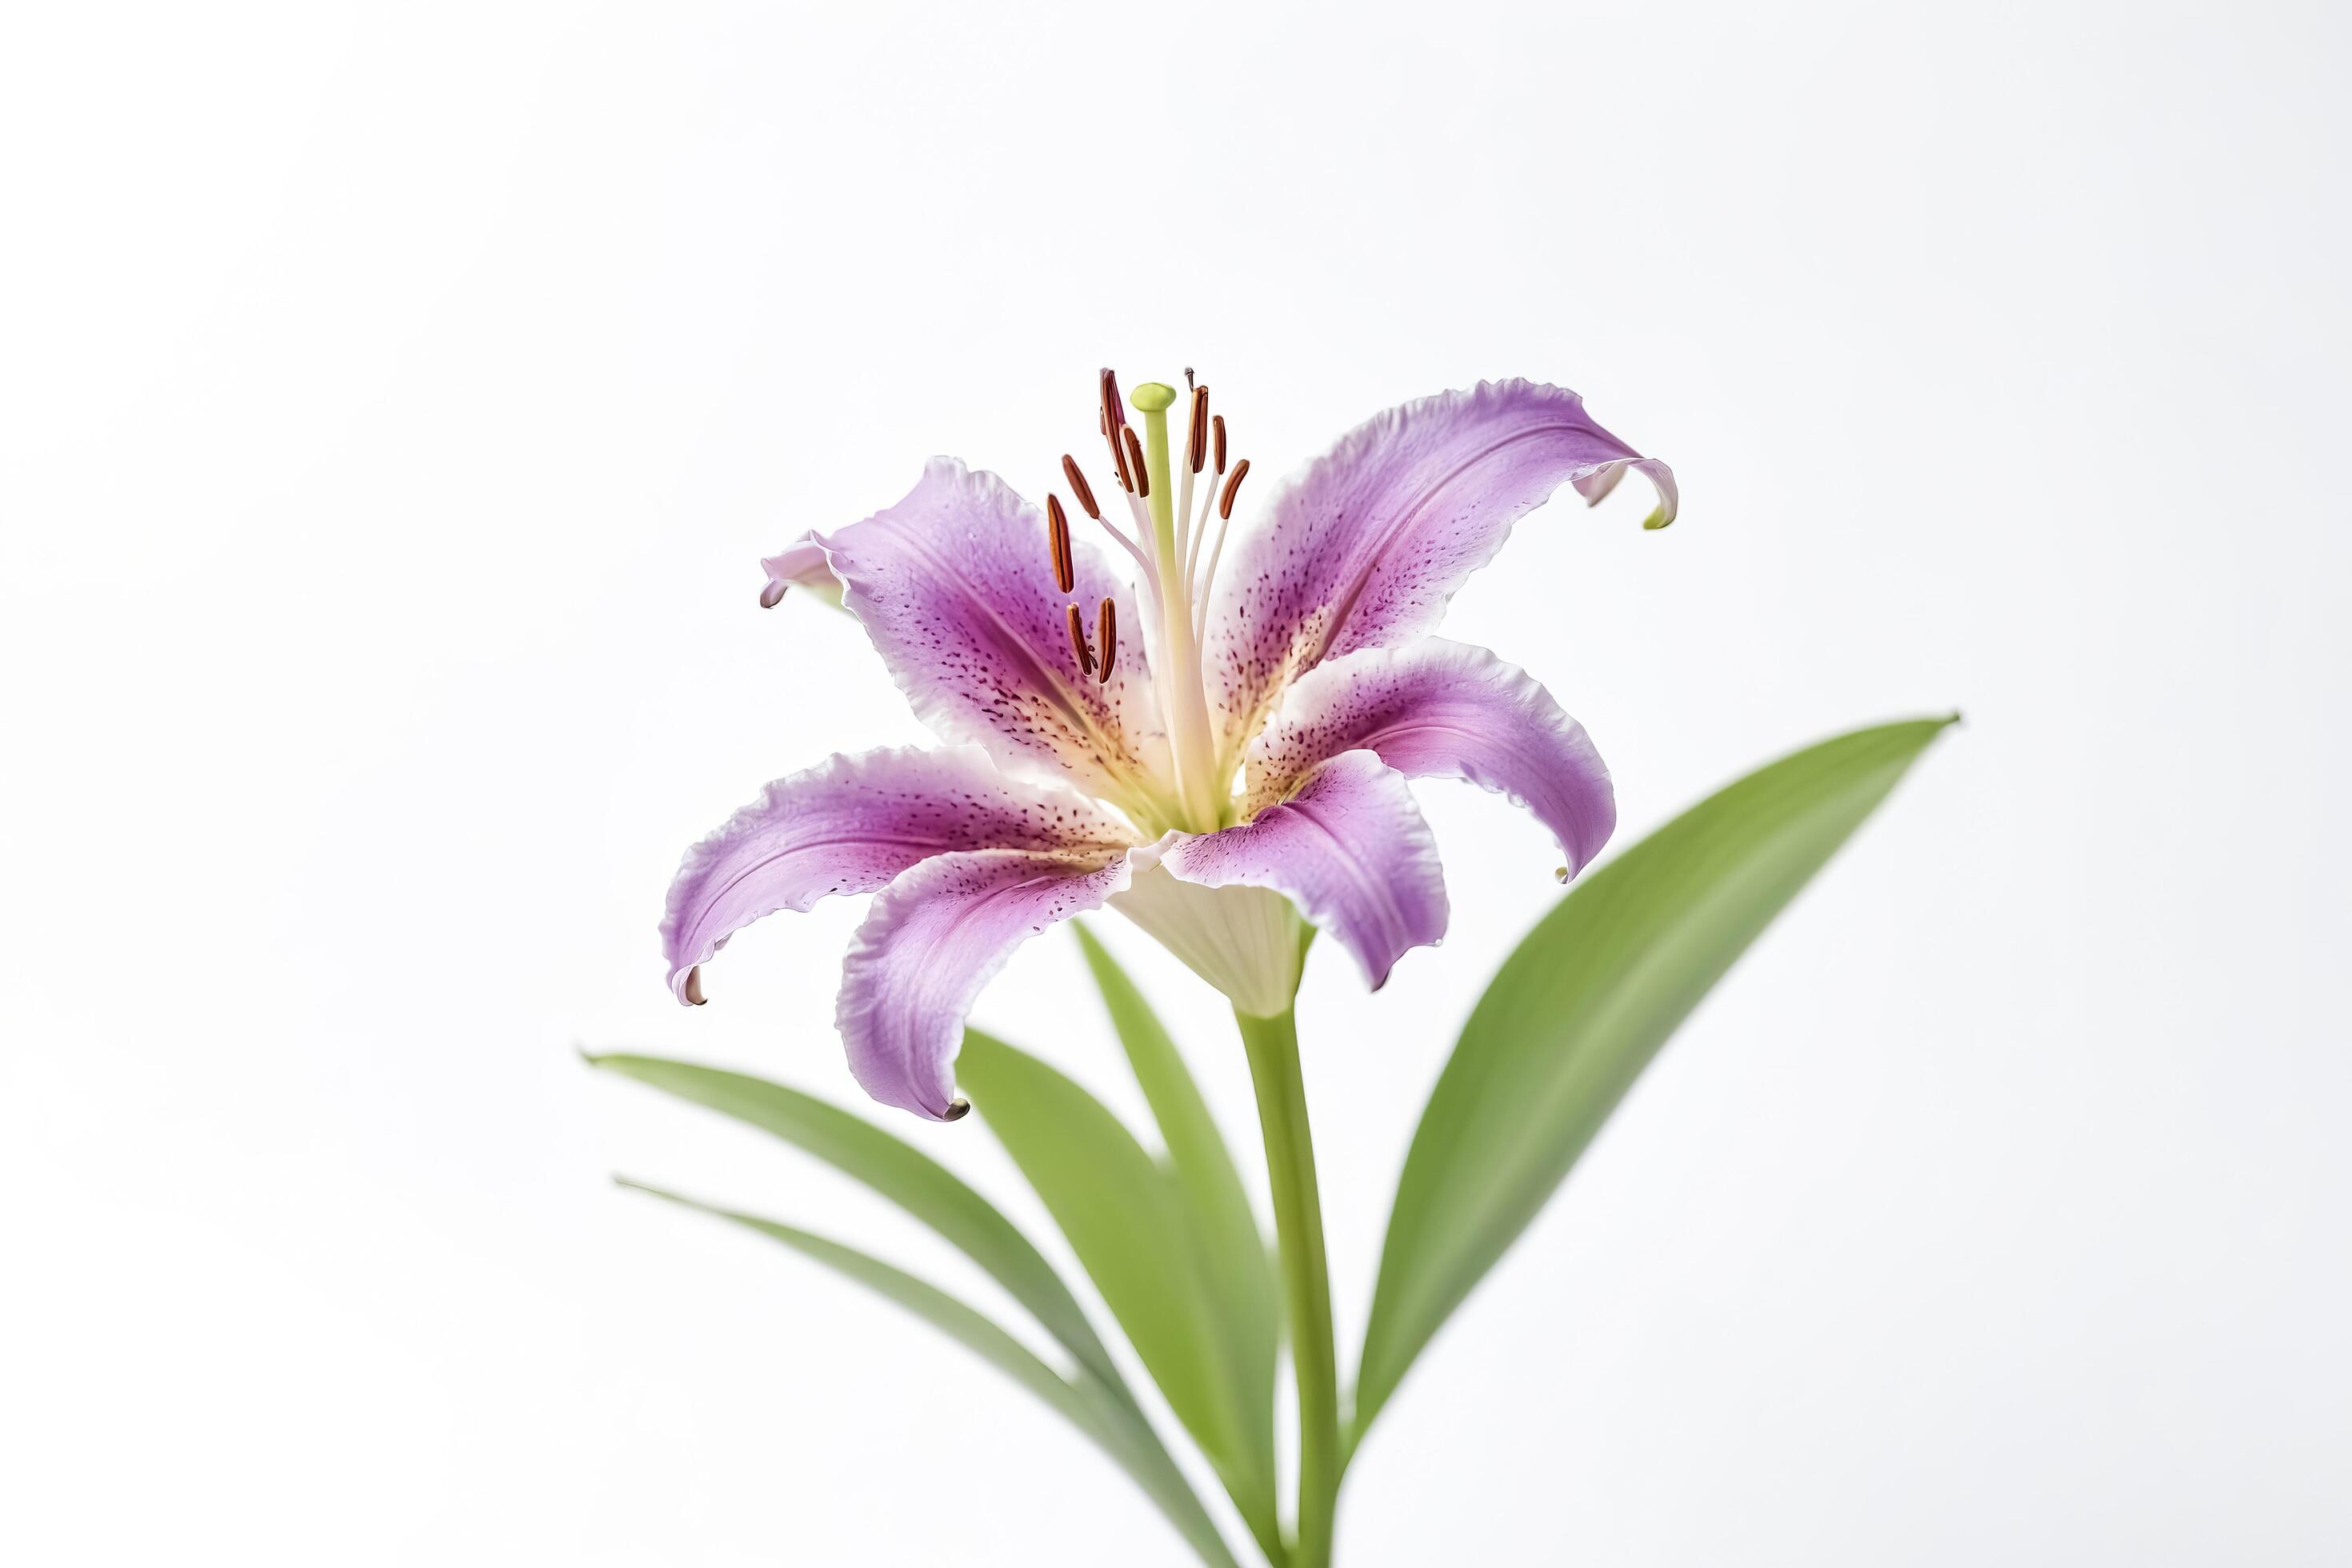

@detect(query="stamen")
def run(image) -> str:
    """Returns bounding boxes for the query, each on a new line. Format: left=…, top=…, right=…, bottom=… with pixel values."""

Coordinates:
left=1060, top=454, right=1102, bottom=520
left=1193, top=494, right=1234, bottom=638
left=1107, top=420, right=1134, bottom=491
left=1095, top=597, right=1117, bottom=681
left=1122, top=426, right=1150, bottom=498
left=1176, top=448, right=1196, bottom=567
left=1101, top=370, right=1134, bottom=491
left=1095, top=521, right=1158, bottom=597
left=1212, top=414, right=1227, bottom=474
left=1066, top=603, right=1094, bottom=676
left=1045, top=494, right=1075, bottom=594
left=1193, top=454, right=1247, bottom=637
left=1182, top=461, right=1215, bottom=586
left=1175, top=384, right=1203, bottom=562
left=1218, top=458, right=1250, bottom=519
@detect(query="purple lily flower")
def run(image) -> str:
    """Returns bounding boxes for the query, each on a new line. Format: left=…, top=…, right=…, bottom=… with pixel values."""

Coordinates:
left=663, top=374, right=1675, bottom=1120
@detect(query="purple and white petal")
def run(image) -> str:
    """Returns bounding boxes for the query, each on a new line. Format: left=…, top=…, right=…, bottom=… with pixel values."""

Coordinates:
left=1246, top=637, right=1616, bottom=880
left=1203, top=380, right=1673, bottom=758
left=836, top=848, right=1139, bottom=1119
left=818, top=458, right=1171, bottom=805
left=661, top=746, right=1132, bottom=1003
left=759, top=534, right=842, bottom=607
left=1573, top=457, right=1678, bottom=530
left=1162, top=750, right=1447, bottom=991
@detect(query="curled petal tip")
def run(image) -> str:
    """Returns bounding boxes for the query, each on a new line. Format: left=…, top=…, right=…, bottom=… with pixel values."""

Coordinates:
left=1555, top=865, right=1570, bottom=883
left=942, top=1097, right=971, bottom=1122
left=1641, top=506, right=1673, bottom=531
left=683, top=965, right=707, bottom=1006
left=758, top=580, right=787, bottom=608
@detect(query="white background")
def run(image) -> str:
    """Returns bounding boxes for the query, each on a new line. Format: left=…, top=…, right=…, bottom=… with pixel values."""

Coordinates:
left=4, top=2, right=2346, bottom=1562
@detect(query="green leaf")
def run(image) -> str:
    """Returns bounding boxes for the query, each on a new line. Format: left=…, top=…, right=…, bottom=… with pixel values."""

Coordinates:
left=617, top=1180, right=1238, bottom=1568
left=1351, top=715, right=1956, bottom=1453
left=583, top=1054, right=1122, bottom=1391
left=1073, top=924, right=1279, bottom=1445
left=955, top=1029, right=1284, bottom=1562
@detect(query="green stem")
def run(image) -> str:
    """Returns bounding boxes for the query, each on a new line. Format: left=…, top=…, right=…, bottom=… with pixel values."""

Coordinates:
left=1237, top=1002, right=1338, bottom=1568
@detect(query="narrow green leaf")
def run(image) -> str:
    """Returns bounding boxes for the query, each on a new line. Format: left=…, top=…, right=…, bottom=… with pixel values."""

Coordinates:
left=618, top=1181, right=1238, bottom=1568
left=584, top=1054, right=1122, bottom=1390
left=1352, top=716, right=1956, bottom=1452
left=1073, top=924, right=1279, bottom=1459
left=955, top=1029, right=1283, bottom=1562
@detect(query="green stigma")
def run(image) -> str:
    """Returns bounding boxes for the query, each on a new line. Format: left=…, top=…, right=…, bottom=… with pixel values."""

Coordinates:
left=1129, top=382, right=1179, bottom=414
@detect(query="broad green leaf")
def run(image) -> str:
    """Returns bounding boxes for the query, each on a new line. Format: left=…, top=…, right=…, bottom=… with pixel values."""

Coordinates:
left=1351, top=716, right=1956, bottom=1453
left=618, top=1180, right=1238, bottom=1568
left=955, top=1030, right=1282, bottom=1562
left=1073, top=924, right=1278, bottom=1442
left=584, top=1054, right=1122, bottom=1390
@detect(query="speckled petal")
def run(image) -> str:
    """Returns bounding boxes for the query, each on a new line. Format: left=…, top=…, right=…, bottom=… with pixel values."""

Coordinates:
left=1162, top=750, right=1447, bottom=991
left=818, top=458, right=1172, bottom=806
left=660, top=746, right=1132, bottom=1003
left=836, top=848, right=1139, bottom=1118
left=1246, top=637, right=1615, bottom=879
left=1203, top=379, right=1673, bottom=761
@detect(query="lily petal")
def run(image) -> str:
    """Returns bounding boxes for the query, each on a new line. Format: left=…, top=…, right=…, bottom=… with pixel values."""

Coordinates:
left=661, top=746, right=1131, bottom=1003
left=1162, top=750, right=1448, bottom=992
left=1245, top=637, right=1615, bottom=880
left=836, top=848, right=1140, bottom=1118
left=759, top=535, right=841, bottom=607
left=1205, top=379, right=1673, bottom=760
left=818, top=458, right=1172, bottom=807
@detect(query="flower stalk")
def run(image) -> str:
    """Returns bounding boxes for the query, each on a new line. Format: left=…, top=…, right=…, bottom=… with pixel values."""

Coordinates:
left=1238, top=996, right=1339, bottom=1568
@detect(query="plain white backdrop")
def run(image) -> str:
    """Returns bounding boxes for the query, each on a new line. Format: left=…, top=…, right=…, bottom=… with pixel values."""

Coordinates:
left=3, top=2, right=2346, bottom=1562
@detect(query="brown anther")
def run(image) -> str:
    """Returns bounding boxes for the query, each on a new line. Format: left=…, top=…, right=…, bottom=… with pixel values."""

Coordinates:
left=1066, top=603, right=1094, bottom=676
left=1187, top=385, right=1209, bottom=474
left=683, top=965, right=707, bottom=1006
left=1100, top=368, right=1135, bottom=490
left=1218, top=458, right=1250, bottom=520
left=1122, top=427, right=1149, bottom=497
left=1045, top=495, right=1075, bottom=594
left=1094, top=597, right=1117, bottom=681
left=1212, top=414, right=1228, bottom=474
left=1060, top=455, right=1101, bottom=520
left=1106, top=421, right=1132, bottom=489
